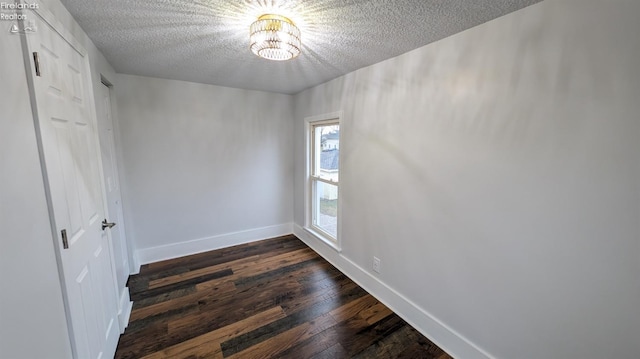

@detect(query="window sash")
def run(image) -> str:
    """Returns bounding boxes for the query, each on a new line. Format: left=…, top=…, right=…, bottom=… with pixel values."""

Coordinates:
left=310, top=179, right=338, bottom=240
left=310, top=121, right=339, bottom=180
left=308, top=118, right=340, bottom=243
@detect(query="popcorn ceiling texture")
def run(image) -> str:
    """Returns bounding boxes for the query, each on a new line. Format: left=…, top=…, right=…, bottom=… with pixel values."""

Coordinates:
left=59, top=0, right=540, bottom=94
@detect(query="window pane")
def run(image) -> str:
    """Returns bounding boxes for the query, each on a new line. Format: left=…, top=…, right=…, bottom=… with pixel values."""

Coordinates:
left=314, top=124, right=339, bottom=181
left=313, top=181, right=338, bottom=239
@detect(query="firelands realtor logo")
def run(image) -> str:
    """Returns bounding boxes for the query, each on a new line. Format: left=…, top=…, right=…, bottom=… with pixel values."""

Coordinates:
left=2, top=1, right=39, bottom=34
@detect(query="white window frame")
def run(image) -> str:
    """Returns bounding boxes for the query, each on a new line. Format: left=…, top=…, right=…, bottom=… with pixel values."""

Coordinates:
left=305, top=111, right=342, bottom=251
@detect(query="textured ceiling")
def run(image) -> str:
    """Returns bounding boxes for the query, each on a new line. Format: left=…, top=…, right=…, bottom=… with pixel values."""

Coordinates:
left=60, top=0, right=541, bottom=94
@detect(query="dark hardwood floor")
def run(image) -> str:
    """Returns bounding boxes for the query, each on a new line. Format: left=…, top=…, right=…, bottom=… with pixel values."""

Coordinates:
left=115, top=235, right=452, bottom=359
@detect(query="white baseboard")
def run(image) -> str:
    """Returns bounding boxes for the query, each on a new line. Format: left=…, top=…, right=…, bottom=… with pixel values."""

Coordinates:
left=117, top=288, right=133, bottom=333
left=293, top=224, right=491, bottom=359
left=136, top=223, right=294, bottom=265
left=131, top=255, right=141, bottom=275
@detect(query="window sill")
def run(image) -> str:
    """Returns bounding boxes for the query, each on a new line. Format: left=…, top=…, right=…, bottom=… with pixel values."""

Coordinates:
left=304, top=226, right=341, bottom=252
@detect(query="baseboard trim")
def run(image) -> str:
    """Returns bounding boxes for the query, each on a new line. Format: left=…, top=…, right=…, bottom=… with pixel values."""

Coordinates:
left=117, top=289, right=133, bottom=333
left=293, top=224, right=491, bottom=359
left=136, top=223, right=294, bottom=265
left=131, top=255, right=141, bottom=275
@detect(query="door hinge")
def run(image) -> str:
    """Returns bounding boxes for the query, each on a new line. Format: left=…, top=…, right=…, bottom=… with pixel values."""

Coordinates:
left=33, top=52, right=41, bottom=77
left=61, top=229, right=69, bottom=249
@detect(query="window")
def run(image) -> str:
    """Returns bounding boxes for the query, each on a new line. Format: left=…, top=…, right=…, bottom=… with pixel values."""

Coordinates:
left=308, top=117, right=340, bottom=244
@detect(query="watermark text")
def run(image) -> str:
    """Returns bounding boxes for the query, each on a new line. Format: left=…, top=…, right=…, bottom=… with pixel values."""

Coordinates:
left=2, top=1, right=39, bottom=33
left=1, top=2, right=39, bottom=10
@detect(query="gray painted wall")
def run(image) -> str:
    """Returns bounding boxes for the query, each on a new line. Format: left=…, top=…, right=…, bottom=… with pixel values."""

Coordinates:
left=293, top=0, right=640, bottom=357
left=115, top=75, right=294, bottom=258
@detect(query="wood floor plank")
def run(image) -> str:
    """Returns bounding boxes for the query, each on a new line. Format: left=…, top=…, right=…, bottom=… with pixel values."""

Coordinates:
left=352, top=324, right=447, bottom=359
left=310, top=343, right=349, bottom=359
left=339, top=314, right=408, bottom=357
left=329, top=292, right=379, bottom=322
left=130, top=280, right=236, bottom=322
left=232, top=247, right=319, bottom=277
left=233, top=257, right=329, bottom=291
left=142, top=306, right=287, bottom=359
left=115, top=321, right=169, bottom=359
left=226, top=312, right=336, bottom=359
left=147, top=254, right=261, bottom=289
left=148, top=247, right=317, bottom=291
left=277, top=326, right=342, bottom=359
left=218, top=278, right=367, bottom=356
left=131, top=286, right=197, bottom=309
left=167, top=278, right=302, bottom=336
left=359, top=300, right=394, bottom=325
left=131, top=268, right=233, bottom=301
left=281, top=275, right=360, bottom=316
left=115, top=235, right=453, bottom=359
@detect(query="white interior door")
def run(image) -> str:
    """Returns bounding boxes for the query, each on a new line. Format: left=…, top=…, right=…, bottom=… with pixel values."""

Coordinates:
left=97, top=81, right=133, bottom=330
left=24, top=8, right=120, bottom=359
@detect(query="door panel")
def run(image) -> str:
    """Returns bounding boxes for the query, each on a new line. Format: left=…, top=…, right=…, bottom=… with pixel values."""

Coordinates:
left=25, top=8, right=120, bottom=359
left=98, top=83, right=132, bottom=307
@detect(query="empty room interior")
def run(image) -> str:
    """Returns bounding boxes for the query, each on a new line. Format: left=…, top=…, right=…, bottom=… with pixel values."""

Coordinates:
left=1, top=0, right=639, bottom=358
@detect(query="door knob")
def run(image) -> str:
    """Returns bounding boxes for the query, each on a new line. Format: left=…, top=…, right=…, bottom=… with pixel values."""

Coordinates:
left=102, top=219, right=116, bottom=230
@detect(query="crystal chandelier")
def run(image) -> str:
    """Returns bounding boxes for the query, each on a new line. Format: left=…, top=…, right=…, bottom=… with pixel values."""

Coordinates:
left=250, top=14, right=301, bottom=61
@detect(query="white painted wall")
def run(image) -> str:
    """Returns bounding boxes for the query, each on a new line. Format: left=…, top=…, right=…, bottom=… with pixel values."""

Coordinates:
left=0, top=19, right=73, bottom=359
left=294, top=0, right=640, bottom=358
left=115, top=75, right=294, bottom=264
